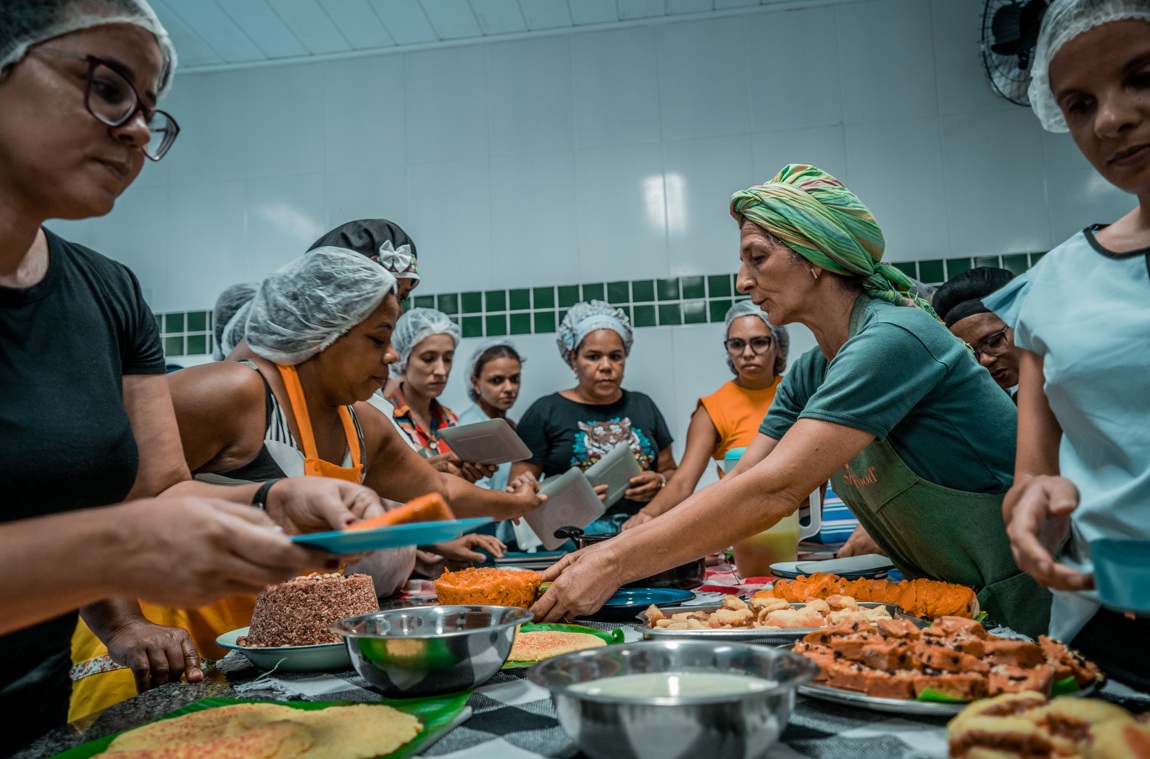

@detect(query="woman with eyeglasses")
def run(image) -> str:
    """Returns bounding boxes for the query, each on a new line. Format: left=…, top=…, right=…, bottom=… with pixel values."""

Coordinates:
left=933, top=267, right=1021, bottom=395
left=0, top=2, right=390, bottom=750
left=533, top=166, right=1050, bottom=639
left=981, top=0, right=1150, bottom=690
left=621, top=301, right=787, bottom=531
left=512, top=301, right=677, bottom=529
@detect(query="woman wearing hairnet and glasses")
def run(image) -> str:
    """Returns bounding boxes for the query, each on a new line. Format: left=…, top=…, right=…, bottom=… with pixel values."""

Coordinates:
left=533, top=166, right=1051, bottom=639
left=982, top=0, right=1150, bottom=690
left=0, top=2, right=384, bottom=751
left=620, top=301, right=788, bottom=531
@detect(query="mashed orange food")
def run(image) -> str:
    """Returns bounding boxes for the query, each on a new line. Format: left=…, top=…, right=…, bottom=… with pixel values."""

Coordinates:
left=434, top=567, right=542, bottom=609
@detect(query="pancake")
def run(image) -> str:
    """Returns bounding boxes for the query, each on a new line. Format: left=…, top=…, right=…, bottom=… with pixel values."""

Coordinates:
left=510, top=630, right=607, bottom=662
left=287, top=704, right=422, bottom=759
left=103, top=702, right=421, bottom=759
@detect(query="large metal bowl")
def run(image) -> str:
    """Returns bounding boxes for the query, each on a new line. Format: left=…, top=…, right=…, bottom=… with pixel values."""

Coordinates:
left=528, top=640, right=818, bottom=759
left=331, top=605, right=532, bottom=697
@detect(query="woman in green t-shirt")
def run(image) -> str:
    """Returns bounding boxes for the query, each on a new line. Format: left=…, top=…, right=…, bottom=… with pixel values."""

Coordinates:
left=533, top=164, right=1050, bottom=638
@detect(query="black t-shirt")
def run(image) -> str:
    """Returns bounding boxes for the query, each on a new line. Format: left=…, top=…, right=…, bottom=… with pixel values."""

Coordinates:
left=0, top=228, right=164, bottom=753
left=517, top=390, right=673, bottom=517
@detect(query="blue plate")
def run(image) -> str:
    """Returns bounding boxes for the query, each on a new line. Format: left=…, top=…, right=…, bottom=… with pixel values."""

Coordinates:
left=590, top=587, right=696, bottom=621
left=292, top=517, right=493, bottom=554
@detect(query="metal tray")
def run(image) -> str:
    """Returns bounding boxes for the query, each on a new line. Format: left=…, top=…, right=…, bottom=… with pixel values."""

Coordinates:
left=783, top=643, right=1105, bottom=716
left=638, top=602, right=925, bottom=642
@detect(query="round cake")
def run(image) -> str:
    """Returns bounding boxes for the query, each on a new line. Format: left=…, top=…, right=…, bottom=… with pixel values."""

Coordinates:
left=433, top=567, right=542, bottom=609
left=243, top=573, right=379, bottom=647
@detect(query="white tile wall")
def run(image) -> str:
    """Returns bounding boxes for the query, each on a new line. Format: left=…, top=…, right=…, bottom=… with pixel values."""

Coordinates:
left=663, top=134, right=755, bottom=276
left=940, top=109, right=1052, bottom=255
left=59, top=0, right=1136, bottom=413
left=746, top=6, right=844, bottom=133
left=845, top=117, right=949, bottom=261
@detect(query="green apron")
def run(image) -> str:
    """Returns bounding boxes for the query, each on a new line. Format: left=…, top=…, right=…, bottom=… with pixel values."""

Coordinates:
left=831, top=438, right=1051, bottom=639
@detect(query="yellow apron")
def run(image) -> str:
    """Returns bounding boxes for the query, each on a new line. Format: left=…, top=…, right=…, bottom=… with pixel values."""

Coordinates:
left=69, top=363, right=363, bottom=720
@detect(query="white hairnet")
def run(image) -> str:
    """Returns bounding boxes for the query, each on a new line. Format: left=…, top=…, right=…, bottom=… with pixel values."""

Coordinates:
left=389, top=308, right=461, bottom=378
left=1, top=0, right=177, bottom=97
left=246, top=247, right=398, bottom=366
left=212, top=282, right=258, bottom=360
left=465, top=338, right=525, bottom=402
left=724, top=300, right=789, bottom=376
left=1028, top=0, right=1150, bottom=131
left=556, top=300, right=633, bottom=367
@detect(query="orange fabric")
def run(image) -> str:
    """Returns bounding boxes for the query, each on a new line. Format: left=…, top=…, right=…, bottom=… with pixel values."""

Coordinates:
left=697, top=376, right=782, bottom=460
left=275, top=363, right=363, bottom=484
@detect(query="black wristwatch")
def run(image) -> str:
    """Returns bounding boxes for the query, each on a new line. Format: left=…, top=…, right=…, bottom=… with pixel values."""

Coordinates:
left=251, top=478, right=284, bottom=509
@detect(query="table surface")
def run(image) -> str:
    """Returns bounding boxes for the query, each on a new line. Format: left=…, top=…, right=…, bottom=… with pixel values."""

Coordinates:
left=15, top=560, right=1150, bottom=759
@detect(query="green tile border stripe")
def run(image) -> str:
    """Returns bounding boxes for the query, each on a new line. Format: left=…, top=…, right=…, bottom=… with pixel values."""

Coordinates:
left=158, top=252, right=1048, bottom=352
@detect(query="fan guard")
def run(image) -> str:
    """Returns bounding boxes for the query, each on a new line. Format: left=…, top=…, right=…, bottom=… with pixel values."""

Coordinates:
left=980, top=0, right=1049, bottom=106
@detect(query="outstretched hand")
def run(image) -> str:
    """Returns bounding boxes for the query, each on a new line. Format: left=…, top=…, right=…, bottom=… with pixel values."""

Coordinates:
left=1006, top=475, right=1092, bottom=591
left=111, top=497, right=334, bottom=610
left=531, top=546, right=620, bottom=622
left=265, top=477, right=384, bottom=534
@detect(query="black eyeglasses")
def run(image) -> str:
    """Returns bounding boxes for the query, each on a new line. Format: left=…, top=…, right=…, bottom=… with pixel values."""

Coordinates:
left=972, top=328, right=1011, bottom=360
left=724, top=336, right=774, bottom=355
left=35, top=48, right=179, bottom=161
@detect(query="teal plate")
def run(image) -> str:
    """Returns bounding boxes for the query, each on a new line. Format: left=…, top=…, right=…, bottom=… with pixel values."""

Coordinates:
left=293, top=518, right=493, bottom=554
left=48, top=692, right=471, bottom=759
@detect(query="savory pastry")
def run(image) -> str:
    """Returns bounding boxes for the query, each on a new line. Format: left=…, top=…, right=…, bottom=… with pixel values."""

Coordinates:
left=796, top=618, right=1100, bottom=703
left=645, top=594, right=891, bottom=631
left=948, top=692, right=1139, bottom=759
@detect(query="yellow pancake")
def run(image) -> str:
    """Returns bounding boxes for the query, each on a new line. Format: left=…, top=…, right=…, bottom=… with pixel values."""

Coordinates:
left=510, top=630, right=607, bottom=662
left=102, top=702, right=421, bottom=759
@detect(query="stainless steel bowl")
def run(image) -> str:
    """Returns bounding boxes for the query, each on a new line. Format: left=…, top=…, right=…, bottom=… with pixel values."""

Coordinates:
left=528, top=640, right=818, bottom=759
left=331, top=605, right=532, bottom=697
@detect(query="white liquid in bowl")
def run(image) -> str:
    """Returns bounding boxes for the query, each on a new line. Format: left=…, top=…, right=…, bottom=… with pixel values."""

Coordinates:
left=569, top=672, right=775, bottom=699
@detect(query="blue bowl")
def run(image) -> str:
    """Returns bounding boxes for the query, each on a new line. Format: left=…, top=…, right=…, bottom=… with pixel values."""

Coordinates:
left=1092, top=538, right=1150, bottom=613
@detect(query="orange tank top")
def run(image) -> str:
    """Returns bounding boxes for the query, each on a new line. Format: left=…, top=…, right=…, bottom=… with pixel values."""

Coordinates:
left=697, top=376, right=782, bottom=460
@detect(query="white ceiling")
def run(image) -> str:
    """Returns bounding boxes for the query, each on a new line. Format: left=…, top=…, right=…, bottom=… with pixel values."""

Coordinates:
left=152, top=0, right=870, bottom=72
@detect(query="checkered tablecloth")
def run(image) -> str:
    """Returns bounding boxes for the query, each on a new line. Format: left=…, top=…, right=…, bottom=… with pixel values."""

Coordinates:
left=217, top=649, right=957, bottom=759
left=205, top=563, right=1150, bottom=758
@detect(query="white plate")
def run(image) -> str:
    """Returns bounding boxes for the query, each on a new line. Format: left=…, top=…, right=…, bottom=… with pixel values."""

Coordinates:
left=435, top=418, right=532, bottom=465
left=216, top=627, right=352, bottom=672
left=770, top=553, right=894, bottom=579
left=524, top=468, right=605, bottom=550
left=583, top=441, right=642, bottom=508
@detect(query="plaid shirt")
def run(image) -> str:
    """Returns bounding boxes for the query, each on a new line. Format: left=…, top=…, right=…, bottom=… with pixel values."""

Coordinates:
left=386, top=384, right=458, bottom=457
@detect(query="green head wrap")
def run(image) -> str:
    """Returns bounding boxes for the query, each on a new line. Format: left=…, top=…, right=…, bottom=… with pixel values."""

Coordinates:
left=730, top=164, right=936, bottom=316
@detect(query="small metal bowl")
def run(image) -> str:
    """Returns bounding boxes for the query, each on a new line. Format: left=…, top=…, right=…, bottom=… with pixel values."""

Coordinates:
left=331, top=605, right=532, bottom=697
left=528, top=640, right=817, bottom=759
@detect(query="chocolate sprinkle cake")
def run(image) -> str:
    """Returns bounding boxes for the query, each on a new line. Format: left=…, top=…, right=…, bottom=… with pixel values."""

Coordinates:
left=243, top=573, right=379, bottom=647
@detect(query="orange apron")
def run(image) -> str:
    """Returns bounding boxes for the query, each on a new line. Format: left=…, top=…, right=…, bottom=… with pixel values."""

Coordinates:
left=275, top=363, right=363, bottom=484
left=69, top=363, right=363, bottom=721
